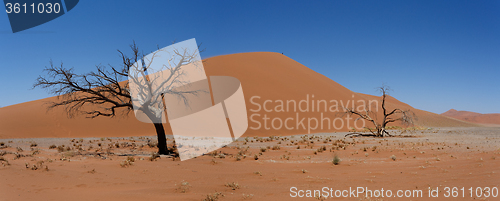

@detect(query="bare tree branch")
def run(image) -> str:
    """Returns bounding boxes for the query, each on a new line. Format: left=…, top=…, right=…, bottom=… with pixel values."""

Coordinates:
left=342, top=85, right=416, bottom=137
left=33, top=41, right=206, bottom=155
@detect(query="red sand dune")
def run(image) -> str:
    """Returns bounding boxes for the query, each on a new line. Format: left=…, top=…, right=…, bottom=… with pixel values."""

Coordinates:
left=442, top=109, right=500, bottom=125
left=0, top=52, right=477, bottom=139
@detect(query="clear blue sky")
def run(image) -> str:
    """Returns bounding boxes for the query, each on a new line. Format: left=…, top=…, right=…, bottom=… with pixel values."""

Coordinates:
left=0, top=0, right=499, bottom=114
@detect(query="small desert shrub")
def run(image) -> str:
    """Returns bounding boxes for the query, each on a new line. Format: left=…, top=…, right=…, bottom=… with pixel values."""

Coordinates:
left=176, top=181, right=191, bottom=193
left=120, top=157, right=134, bottom=167
left=16, top=147, right=23, bottom=152
left=390, top=155, right=397, bottom=161
left=301, top=169, right=308, bottom=173
left=56, top=146, right=64, bottom=152
left=225, top=182, right=240, bottom=190
left=25, top=161, right=47, bottom=170
left=253, top=154, right=259, bottom=160
left=332, top=155, right=341, bottom=165
left=242, top=194, right=254, bottom=199
left=149, top=152, right=160, bottom=161
left=203, top=192, right=224, bottom=201
left=30, top=142, right=37, bottom=147
left=271, top=145, right=280, bottom=150
left=49, top=145, right=57, bottom=149
left=147, top=141, right=158, bottom=148
left=0, top=142, right=4, bottom=146
left=260, top=147, right=267, bottom=152
left=14, top=153, right=24, bottom=159
left=0, top=156, right=10, bottom=166
left=253, top=171, right=262, bottom=176
left=127, top=156, right=135, bottom=162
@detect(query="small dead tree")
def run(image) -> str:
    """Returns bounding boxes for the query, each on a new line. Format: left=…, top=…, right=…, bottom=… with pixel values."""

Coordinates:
left=343, top=86, right=415, bottom=137
left=33, top=42, right=203, bottom=155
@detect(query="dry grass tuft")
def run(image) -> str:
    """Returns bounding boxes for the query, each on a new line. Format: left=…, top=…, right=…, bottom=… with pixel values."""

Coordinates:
left=242, top=194, right=254, bottom=199
left=203, top=192, right=224, bottom=201
left=120, top=156, right=134, bottom=167
left=333, top=155, right=341, bottom=165
left=175, top=181, right=191, bottom=193
left=149, top=152, right=160, bottom=161
left=0, top=156, right=10, bottom=166
left=225, top=182, right=240, bottom=190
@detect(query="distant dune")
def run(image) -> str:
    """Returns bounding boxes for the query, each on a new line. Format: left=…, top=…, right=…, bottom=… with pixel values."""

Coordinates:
left=442, top=109, right=500, bottom=125
left=0, top=52, right=477, bottom=139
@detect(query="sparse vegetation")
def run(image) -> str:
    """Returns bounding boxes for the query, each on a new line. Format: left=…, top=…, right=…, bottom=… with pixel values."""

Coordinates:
left=0, top=156, right=10, bottom=166
left=242, top=194, right=254, bottom=199
left=176, top=181, right=191, bottom=193
left=203, top=192, right=224, bottom=201
left=333, top=155, right=341, bottom=165
left=391, top=155, right=397, bottom=161
left=25, top=161, right=48, bottom=170
left=225, top=182, right=240, bottom=190
left=149, top=152, right=160, bottom=161
left=120, top=156, right=135, bottom=167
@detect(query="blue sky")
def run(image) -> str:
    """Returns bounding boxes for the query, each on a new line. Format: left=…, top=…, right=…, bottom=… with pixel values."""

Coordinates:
left=0, top=0, right=499, bottom=114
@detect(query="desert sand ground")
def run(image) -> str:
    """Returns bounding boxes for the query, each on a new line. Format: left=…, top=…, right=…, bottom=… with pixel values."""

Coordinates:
left=0, top=127, right=499, bottom=201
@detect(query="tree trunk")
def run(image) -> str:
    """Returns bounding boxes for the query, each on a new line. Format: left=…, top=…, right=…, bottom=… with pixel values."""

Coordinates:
left=153, top=123, right=169, bottom=155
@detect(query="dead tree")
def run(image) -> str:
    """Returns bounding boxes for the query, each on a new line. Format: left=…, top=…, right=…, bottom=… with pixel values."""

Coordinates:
left=343, top=86, right=415, bottom=137
left=33, top=42, right=202, bottom=155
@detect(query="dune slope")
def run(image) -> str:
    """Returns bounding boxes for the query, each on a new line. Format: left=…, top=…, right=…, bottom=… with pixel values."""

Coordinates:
left=0, top=52, right=476, bottom=139
left=442, top=109, right=500, bottom=125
